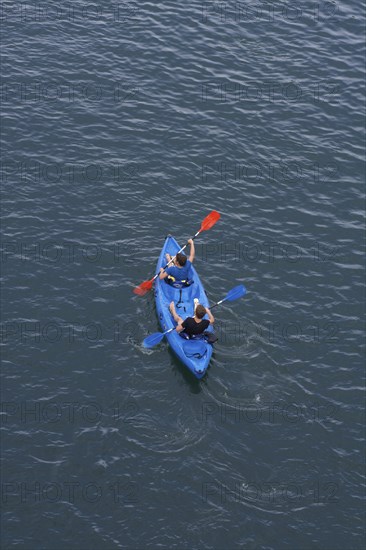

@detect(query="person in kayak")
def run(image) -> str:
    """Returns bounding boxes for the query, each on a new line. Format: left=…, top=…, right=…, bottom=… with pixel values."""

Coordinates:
left=159, top=238, right=195, bottom=284
left=169, top=301, right=214, bottom=337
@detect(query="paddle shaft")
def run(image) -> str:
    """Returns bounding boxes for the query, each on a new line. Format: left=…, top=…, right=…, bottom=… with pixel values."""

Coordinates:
left=209, top=300, right=225, bottom=310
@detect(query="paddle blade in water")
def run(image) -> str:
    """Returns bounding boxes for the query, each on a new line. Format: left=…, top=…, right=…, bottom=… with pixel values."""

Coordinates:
left=143, top=331, right=165, bottom=348
left=133, top=279, right=154, bottom=296
left=225, top=284, right=247, bottom=302
left=200, top=210, right=220, bottom=232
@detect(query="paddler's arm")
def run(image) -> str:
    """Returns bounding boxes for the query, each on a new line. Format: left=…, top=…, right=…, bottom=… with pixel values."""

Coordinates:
left=169, top=301, right=185, bottom=332
left=188, top=238, right=195, bottom=263
left=205, top=307, right=215, bottom=324
left=159, top=267, right=168, bottom=280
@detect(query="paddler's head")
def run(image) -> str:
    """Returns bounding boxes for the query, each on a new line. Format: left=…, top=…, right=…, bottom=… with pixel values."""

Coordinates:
left=195, top=305, right=206, bottom=319
left=176, top=253, right=187, bottom=267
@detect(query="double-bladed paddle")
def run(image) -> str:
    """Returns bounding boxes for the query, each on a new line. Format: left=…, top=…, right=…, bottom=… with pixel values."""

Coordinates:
left=133, top=210, right=220, bottom=296
left=142, top=284, right=247, bottom=348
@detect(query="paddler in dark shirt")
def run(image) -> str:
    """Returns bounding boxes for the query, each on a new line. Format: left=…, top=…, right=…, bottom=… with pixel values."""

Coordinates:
left=169, top=302, right=214, bottom=337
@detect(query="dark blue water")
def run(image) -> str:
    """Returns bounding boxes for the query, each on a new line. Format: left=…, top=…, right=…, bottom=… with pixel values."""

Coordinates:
left=1, top=1, right=365, bottom=548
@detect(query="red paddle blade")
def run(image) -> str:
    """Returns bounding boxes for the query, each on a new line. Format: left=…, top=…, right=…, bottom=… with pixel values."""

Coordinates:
left=133, top=278, right=154, bottom=296
left=200, top=210, right=220, bottom=232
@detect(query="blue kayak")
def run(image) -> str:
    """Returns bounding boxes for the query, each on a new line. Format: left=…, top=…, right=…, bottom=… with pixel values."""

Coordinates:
left=154, top=236, right=214, bottom=379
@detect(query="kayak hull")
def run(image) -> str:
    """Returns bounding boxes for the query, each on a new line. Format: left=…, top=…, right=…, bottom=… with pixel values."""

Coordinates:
left=154, top=236, right=214, bottom=379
